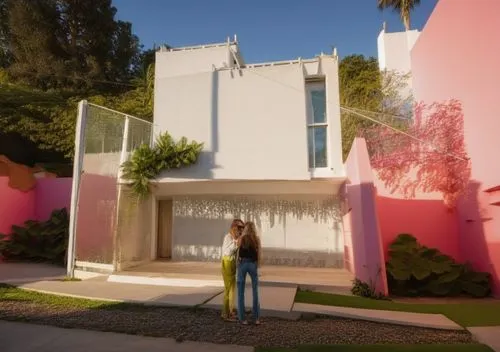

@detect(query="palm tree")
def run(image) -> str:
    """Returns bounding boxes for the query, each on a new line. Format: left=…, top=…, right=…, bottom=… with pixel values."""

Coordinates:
left=377, top=0, right=421, bottom=31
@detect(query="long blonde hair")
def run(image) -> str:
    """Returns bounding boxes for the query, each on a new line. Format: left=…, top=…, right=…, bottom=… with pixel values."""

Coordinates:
left=240, top=221, right=259, bottom=251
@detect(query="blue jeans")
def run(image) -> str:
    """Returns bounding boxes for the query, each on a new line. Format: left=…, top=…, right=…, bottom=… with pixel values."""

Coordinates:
left=237, top=259, right=260, bottom=321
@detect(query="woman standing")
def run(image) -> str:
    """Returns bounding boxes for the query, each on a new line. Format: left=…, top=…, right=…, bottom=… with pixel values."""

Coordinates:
left=221, top=219, right=244, bottom=321
left=236, top=221, right=261, bottom=325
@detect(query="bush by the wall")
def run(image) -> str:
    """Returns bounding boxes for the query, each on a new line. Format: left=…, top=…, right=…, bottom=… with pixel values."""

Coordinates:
left=351, top=278, right=388, bottom=300
left=0, top=208, right=69, bottom=265
left=386, top=233, right=491, bottom=298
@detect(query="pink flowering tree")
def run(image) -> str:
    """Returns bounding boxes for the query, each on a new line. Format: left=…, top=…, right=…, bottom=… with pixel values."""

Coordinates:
left=363, top=99, right=470, bottom=208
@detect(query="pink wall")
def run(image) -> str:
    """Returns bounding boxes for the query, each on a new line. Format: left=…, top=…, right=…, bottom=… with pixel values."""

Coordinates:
left=74, top=173, right=118, bottom=264
left=345, top=138, right=388, bottom=295
left=411, top=0, right=500, bottom=295
left=0, top=176, right=35, bottom=235
left=0, top=176, right=72, bottom=236
left=374, top=175, right=460, bottom=261
left=35, top=178, right=73, bottom=221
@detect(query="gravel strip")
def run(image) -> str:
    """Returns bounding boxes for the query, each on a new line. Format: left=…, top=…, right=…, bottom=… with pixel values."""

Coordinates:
left=0, top=300, right=474, bottom=348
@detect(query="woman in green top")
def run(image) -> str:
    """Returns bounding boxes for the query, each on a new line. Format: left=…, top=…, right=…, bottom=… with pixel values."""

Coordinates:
left=221, top=219, right=244, bottom=321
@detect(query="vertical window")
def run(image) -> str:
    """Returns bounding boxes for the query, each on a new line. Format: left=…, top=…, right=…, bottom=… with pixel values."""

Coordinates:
left=306, top=80, right=328, bottom=169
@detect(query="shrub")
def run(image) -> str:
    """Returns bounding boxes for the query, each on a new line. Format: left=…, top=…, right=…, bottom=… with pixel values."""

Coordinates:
left=0, top=208, right=69, bottom=265
left=386, top=234, right=491, bottom=298
left=351, top=278, right=388, bottom=300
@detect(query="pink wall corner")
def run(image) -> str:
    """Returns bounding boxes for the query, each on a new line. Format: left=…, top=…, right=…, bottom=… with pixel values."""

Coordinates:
left=34, top=177, right=72, bottom=221
left=374, top=174, right=460, bottom=261
left=411, top=0, right=500, bottom=296
left=0, top=176, right=35, bottom=235
left=345, top=138, right=388, bottom=295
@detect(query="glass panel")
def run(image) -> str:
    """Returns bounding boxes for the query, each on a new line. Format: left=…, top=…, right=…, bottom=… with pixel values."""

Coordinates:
left=311, top=89, right=326, bottom=123
left=307, top=127, right=314, bottom=169
left=314, top=126, right=327, bottom=168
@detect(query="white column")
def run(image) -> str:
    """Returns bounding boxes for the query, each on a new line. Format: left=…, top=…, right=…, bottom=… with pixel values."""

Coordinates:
left=67, top=100, right=88, bottom=277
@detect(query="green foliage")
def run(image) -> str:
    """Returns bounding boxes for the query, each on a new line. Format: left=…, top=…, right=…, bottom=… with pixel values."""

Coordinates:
left=339, top=55, right=413, bottom=161
left=386, top=234, right=491, bottom=298
left=121, top=132, right=203, bottom=197
left=378, top=0, right=421, bottom=30
left=339, top=55, right=382, bottom=160
left=351, top=278, right=388, bottom=300
left=0, top=208, right=69, bottom=265
left=1, top=0, right=141, bottom=90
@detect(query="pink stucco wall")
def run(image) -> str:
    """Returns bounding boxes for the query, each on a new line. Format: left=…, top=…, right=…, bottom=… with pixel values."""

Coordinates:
left=411, top=0, right=500, bottom=295
left=35, top=178, right=73, bottom=221
left=375, top=177, right=460, bottom=261
left=0, top=176, right=35, bottom=235
left=0, top=176, right=72, bottom=236
left=345, top=138, right=388, bottom=295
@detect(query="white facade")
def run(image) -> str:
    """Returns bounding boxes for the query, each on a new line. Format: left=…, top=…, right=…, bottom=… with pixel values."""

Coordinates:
left=377, top=27, right=420, bottom=100
left=152, top=39, right=346, bottom=268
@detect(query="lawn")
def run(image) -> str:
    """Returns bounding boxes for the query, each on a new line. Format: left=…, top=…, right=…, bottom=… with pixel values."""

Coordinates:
left=257, top=345, right=493, bottom=352
left=295, top=291, right=500, bottom=327
left=0, top=283, right=127, bottom=309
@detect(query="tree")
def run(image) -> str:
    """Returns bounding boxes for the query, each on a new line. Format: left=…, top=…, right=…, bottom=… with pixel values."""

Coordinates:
left=7, top=0, right=67, bottom=89
left=339, top=55, right=411, bottom=160
left=377, top=0, right=421, bottom=31
left=3, top=0, right=140, bottom=90
left=364, top=99, right=470, bottom=208
left=0, top=0, right=11, bottom=67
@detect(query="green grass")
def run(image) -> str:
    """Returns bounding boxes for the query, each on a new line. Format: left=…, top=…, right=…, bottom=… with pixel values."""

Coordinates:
left=0, top=283, right=130, bottom=310
left=295, top=291, right=500, bottom=327
left=257, top=345, right=494, bottom=352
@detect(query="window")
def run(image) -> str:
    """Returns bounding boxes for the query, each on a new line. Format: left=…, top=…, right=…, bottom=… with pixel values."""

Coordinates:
left=306, top=80, right=328, bottom=169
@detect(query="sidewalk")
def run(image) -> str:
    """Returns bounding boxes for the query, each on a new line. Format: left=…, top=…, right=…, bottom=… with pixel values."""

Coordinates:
left=0, top=321, right=252, bottom=352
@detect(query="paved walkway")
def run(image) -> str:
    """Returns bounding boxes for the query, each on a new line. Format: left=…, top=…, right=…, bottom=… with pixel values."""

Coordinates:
left=0, top=321, right=252, bottom=352
left=468, top=327, right=500, bottom=352
left=4, top=262, right=500, bottom=352
left=0, top=263, right=65, bottom=284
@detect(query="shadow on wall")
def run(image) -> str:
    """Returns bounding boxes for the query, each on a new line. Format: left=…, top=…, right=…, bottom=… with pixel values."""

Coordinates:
left=156, top=70, right=221, bottom=180
left=170, top=196, right=343, bottom=267
left=75, top=173, right=118, bottom=264
left=172, top=216, right=230, bottom=261
left=377, top=195, right=460, bottom=261
left=458, top=180, right=500, bottom=295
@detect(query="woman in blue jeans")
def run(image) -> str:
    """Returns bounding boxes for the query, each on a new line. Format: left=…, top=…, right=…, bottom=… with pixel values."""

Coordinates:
left=236, top=221, right=261, bottom=325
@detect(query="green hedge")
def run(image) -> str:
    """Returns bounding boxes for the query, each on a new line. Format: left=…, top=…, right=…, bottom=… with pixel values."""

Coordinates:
left=386, top=234, right=491, bottom=297
left=0, top=208, right=69, bottom=265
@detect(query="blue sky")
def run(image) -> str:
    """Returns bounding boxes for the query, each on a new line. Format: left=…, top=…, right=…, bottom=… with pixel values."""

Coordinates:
left=113, top=0, right=438, bottom=63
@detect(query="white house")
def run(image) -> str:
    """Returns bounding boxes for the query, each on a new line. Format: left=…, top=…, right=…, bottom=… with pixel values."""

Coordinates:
left=150, top=37, right=347, bottom=268
left=377, top=23, right=420, bottom=99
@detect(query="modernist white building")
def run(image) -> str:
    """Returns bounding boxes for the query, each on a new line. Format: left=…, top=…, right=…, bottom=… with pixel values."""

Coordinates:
left=151, top=37, right=347, bottom=268
left=377, top=24, right=420, bottom=100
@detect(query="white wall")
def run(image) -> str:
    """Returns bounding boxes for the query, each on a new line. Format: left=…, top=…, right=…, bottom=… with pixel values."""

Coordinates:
left=154, top=55, right=344, bottom=181
left=169, top=195, right=344, bottom=267
left=156, top=44, right=238, bottom=79
left=377, top=29, right=420, bottom=73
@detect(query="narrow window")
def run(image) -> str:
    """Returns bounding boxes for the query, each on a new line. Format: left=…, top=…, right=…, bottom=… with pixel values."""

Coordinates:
left=306, top=80, right=328, bottom=169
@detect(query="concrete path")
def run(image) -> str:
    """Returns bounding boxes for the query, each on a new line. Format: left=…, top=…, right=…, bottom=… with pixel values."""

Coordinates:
left=293, top=302, right=463, bottom=331
left=0, top=321, right=252, bottom=352
left=19, top=279, right=223, bottom=307
left=204, top=285, right=299, bottom=319
left=0, top=263, right=65, bottom=284
left=468, top=327, right=500, bottom=352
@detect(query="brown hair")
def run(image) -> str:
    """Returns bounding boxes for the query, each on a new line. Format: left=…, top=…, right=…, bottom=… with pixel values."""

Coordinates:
left=240, top=221, right=260, bottom=251
left=230, top=219, right=244, bottom=237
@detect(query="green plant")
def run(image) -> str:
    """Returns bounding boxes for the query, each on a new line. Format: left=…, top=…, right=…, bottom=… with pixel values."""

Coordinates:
left=0, top=208, right=69, bottom=265
left=386, top=234, right=491, bottom=297
left=121, top=131, right=203, bottom=197
left=351, top=278, right=388, bottom=300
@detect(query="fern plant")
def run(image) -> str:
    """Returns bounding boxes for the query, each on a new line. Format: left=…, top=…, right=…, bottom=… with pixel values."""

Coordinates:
left=121, top=132, right=203, bottom=197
